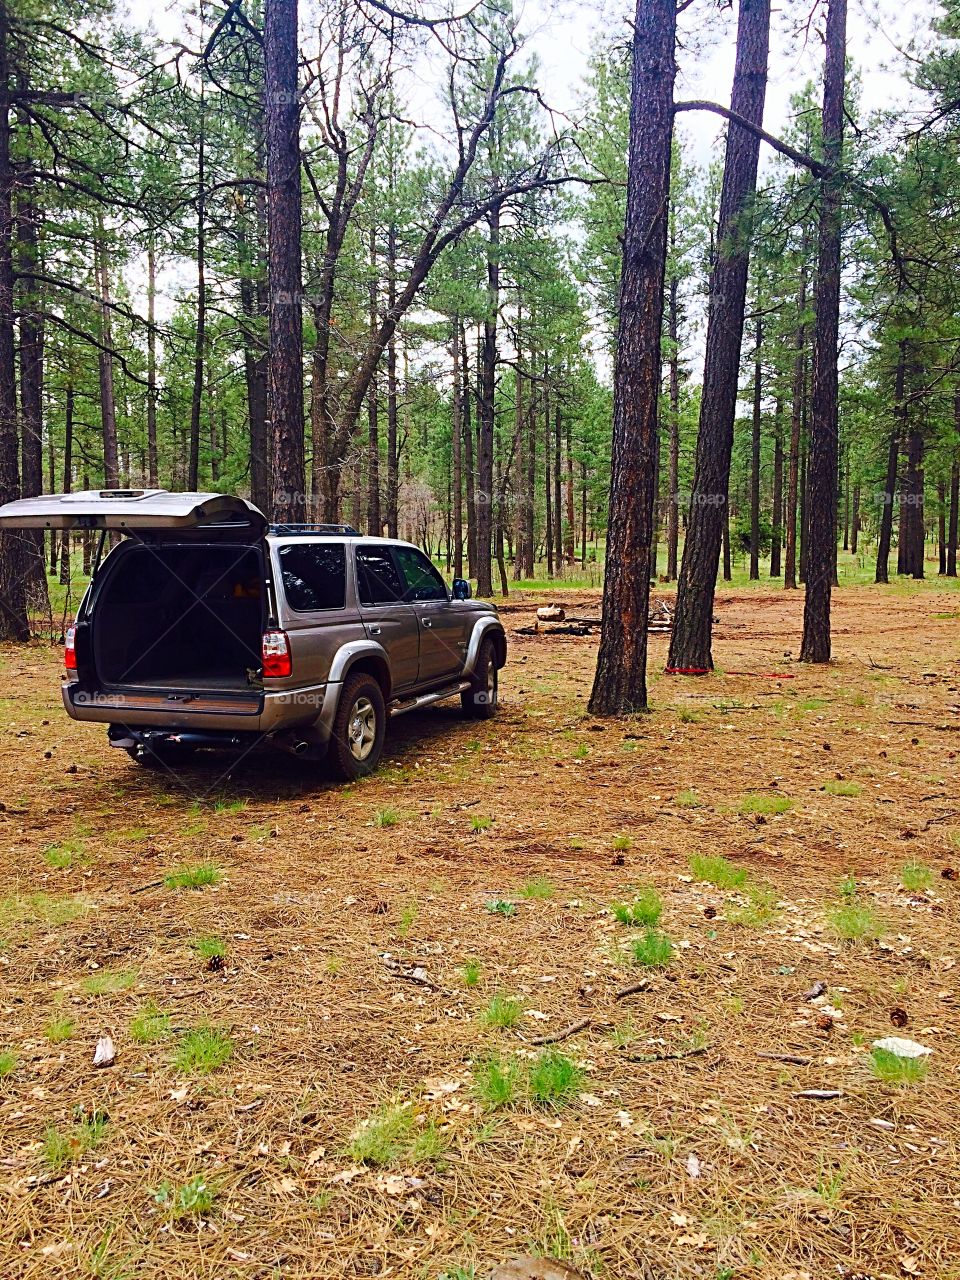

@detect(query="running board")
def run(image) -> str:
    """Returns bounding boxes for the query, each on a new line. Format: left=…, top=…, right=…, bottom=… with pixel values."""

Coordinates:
left=390, top=681, right=470, bottom=717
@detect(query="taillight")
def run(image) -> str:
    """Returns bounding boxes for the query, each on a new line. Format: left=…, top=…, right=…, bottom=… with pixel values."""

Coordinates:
left=64, top=625, right=77, bottom=671
left=262, top=630, right=292, bottom=678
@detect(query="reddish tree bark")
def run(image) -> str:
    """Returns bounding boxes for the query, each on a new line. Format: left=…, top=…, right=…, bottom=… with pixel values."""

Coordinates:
left=668, top=0, right=771, bottom=669
left=265, top=0, right=305, bottom=523
left=801, top=0, right=847, bottom=662
left=589, top=0, right=676, bottom=716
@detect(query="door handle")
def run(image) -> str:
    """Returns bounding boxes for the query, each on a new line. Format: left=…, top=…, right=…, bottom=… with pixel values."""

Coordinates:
left=421, top=617, right=432, bottom=628
left=369, top=625, right=382, bottom=636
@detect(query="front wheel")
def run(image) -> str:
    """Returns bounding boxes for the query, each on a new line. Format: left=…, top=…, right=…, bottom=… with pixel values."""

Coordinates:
left=327, top=673, right=387, bottom=781
left=461, top=636, right=499, bottom=720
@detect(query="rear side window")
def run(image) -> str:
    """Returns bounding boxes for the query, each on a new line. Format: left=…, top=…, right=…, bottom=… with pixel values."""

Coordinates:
left=279, top=543, right=346, bottom=612
left=395, top=546, right=447, bottom=602
left=357, top=548, right=404, bottom=605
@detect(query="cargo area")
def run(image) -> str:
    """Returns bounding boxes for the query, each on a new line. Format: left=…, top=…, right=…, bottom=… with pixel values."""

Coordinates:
left=90, top=542, right=264, bottom=690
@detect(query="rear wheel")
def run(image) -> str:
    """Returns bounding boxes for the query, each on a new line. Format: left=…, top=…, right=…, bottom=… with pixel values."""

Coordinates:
left=327, top=673, right=386, bottom=781
left=461, top=636, right=499, bottom=720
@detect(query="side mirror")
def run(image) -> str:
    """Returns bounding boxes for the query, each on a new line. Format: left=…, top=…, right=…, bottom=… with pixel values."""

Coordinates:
left=452, top=577, right=472, bottom=600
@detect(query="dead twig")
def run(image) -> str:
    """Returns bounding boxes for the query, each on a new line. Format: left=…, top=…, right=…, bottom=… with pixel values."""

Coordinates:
left=620, top=1045, right=708, bottom=1064
left=758, top=1051, right=812, bottom=1066
left=130, top=879, right=164, bottom=894
left=524, top=1017, right=592, bottom=1046
left=614, top=979, right=651, bottom=1000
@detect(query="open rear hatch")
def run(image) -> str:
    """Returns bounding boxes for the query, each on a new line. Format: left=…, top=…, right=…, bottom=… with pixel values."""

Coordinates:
left=0, top=490, right=269, bottom=717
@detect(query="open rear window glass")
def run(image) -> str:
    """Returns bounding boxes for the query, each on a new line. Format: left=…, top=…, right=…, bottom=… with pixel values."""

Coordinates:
left=279, top=543, right=346, bottom=612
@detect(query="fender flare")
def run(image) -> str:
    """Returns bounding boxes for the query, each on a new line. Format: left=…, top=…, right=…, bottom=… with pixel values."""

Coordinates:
left=314, top=640, right=392, bottom=744
left=464, top=616, right=507, bottom=676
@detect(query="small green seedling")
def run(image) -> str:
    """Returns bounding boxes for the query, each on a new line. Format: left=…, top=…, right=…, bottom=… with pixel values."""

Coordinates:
left=610, top=886, right=662, bottom=928
left=675, top=789, right=702, bottom=808
left=830, top=901, right=882, bottom=942
left=479, top=993, right=523, bottom=1029
left=130, top=1001, right=171, bottom=1043
left=486, top=899, right=517, bottom=917
left=164, top=863, right=222, bottom=890
left=689, top=854, right=748, bottom=889
left=518, top=876, right=554, bottom=900
left=154, top=1174, right=216, bottom=1218
left=631, top=929, right=673, bottom=968
left=0, top=1050, right=16, bottom=1077
left=460, top=959, right=482, bottom=987
left=472, top=1054, right=519, bottom=1110
left=374, top=807, right=400, bottom=828
left=527, top=1049, right=583, bottom=1107
left=470, top=815, right=493, bottom=833
left=45, top=1014, right=75, bottom=1043
left=173, top=1026, right=233, bottom=1074
left=900, top=862, right=933, bottom=893
left=612, top=834, right=633, bottom=852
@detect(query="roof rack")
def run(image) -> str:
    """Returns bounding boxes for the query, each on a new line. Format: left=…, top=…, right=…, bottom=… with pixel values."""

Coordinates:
left=268, top=522, right=360, bottom=536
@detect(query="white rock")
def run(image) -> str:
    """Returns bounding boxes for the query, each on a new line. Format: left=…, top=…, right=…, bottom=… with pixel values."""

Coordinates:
left=872, top=1037, right=932, bottom=1059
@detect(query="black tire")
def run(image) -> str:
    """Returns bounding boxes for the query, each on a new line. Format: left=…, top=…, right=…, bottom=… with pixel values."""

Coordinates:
left=327, top=673, right=387, bottom=781
left=461, top=636, right=499, bottom=720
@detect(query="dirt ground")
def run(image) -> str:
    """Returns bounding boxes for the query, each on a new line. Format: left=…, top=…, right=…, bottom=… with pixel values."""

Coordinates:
left=1, top=585, right=959, bottom=1280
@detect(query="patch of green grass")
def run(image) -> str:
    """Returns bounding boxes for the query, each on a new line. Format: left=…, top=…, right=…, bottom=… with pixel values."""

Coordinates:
left=472, top=1053, right=520, bottom=1110
left=324, top=955, right=344, bottom=976
left=527, top=1049, right=584, bottom=1108
left=348, top=1102, right=415, bottom=1165
left=675, top=789, right=702, bottom=808
left=119, top=826, right=150, bottom=842
left=610, top=886, right=662, bottom=928
left=163, top=863, right=222, bottom=890
left=460, top=959, right=482, bottom=988
left=0, top=892, right=89, bottom=931
left=612, top=834, right=633, bottom=852
left=739, top=792, right=794, bottom=816
left=726, top=884, right=780, bottom=928
left=173, top=1025, right=233, bottom=1074
left=630, top=929, right=674, bottom=968
left=154, top=1174, right=216, bottom=1217
left=479, top=993, right=523, bottom=1029
left=839, top=873, right=858, bottom=900
left=901, top=861, right=933, bottom=893
left=42, top=840, right=85, bottom=870
left=397, top=902, right=418, bottom=937
left=82, top=969, right=136, bottom=996
left=212, top=797, right=247, bottom=814
left=192, top=936, right=227, bottom=961
left=824, top=780, right=862, bottom=797
left=44, top=1112, right=109, bottom=1168
left=870, top=1046, right=929, bottom=1084
left=608, top=1017, right=636, bottom=1049
left=689, top=854, right=748, bottom=889
left=830, top=901, right=882, bottom=942
left=374, top=806, right=400, bottom=828
left=676, top=708, right=700, bottom=724
left=798, top=697, right=827, bottom=712
left=0, top=1049, right=17, bottom=1077
left=485, top=899, right=517, bottom=917
left=518, top=876, right=554, bottom=900
left=130, top=1001, right=171, bottom=1043
left=470, top=814, right=493, bottom=833
left=409, top=1120, right=446, bottom=1162
left=44, top=1014, right=75, bottom=1043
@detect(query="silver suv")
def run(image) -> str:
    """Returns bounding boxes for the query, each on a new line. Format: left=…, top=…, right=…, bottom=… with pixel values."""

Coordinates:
left=0, top=490, right=507, bottom=780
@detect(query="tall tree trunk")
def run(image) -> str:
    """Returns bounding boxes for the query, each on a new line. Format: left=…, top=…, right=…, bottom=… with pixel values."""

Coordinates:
left=842, top=441, right=850, bottom=550
left=770, top=397, right=783, bottom=576
left=801, top=0, right=846, bottom=662
left=265, top=0, right=304, bottom=523
left=385, top=220, right=399, bottom=538
left=783, top=258, right=808, bottom=589
left=564, top=416, right=575, bottom=564
left=666, top=270, right=680, bottom=580
left=366, top=224, right=381, bottom=535
left=512, top=347, right=524, bottom=580
left=544, top=376, right=553, bottom=577
left=851, top=482, right=860, bottom=555
left=0, top=0, right=27, bottom=639
left=146, top=237, right=159, bottom=487
left=553, top=403, right=563, bottom=578
left=476, top=205, right=500, bottom=596
left=451, top=318, right=463, bottom=576
left=59, top=382, right=73, bottom=585
left=902, top=427, right=924, bottom=579
left=239, top=226, right=269, bottom=513
left=722, top=505, right=732, bottom=580
left=668, top=0, right=771, bottom=670
left=462, top=322, right=476, bottom=578
left=876, top=344, right=905, bottom=585
left=948, top=439, right=959, bottom=578
left=749, top=314, right=762, bottom=580
left=95, top=237, right=119, bottom=488
left=188, top=89, right=206, bottom=492
left=16, top=175, right=47, bottom=608
left=938, top=478, right=947, bottom=575
left=580, top=458, right=587, bottom=568
left=524, top=356, right=536, bottom=577
left=589, top=0, right=676, bottom=715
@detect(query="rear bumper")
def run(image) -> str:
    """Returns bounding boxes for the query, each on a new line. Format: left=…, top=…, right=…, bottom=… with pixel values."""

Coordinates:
left=62, top=680, right=330, bottom=737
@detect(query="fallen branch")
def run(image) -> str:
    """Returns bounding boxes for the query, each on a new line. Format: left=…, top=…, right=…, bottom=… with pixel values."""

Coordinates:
left=130, top=879, right=164, bottom=894
left=524, top=1016, right=593, bottom=1046
left=620, top=1045, right=708, bottom=1064
left=614, top=979, right=651, bottom=1000
left=758, top=1051, right=812, bottom=1066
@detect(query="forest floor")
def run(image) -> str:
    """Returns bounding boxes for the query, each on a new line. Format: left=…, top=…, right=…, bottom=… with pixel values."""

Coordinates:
left=1, top=584, right=959, bottom=1280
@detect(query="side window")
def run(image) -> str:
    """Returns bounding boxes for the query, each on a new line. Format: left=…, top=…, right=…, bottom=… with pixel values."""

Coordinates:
left=395, top=547, right=447, bottom=603
left=279, top=543, right=346, bottom=612
left=357, top=548, right=405, bottom=606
